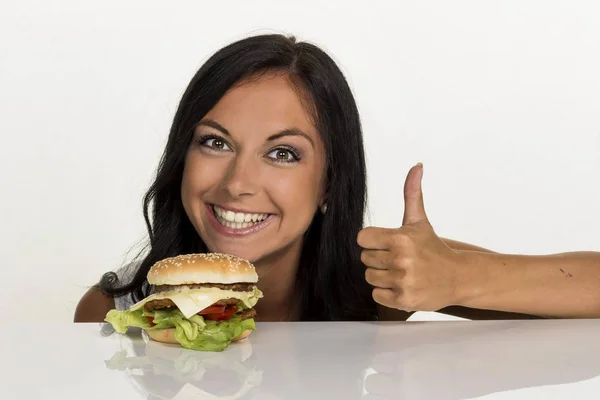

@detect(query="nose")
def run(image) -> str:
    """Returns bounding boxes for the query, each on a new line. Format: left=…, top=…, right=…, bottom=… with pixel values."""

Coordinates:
left=221, top=154, right=258, bottom=199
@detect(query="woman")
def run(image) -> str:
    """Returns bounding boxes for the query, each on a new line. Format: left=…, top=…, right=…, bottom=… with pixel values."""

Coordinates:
left=74, top=34, right=600, bottom=323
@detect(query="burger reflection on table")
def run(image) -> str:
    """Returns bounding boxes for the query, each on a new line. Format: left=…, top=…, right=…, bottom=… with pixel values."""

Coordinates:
left=105, top=331, right=263, bottom=400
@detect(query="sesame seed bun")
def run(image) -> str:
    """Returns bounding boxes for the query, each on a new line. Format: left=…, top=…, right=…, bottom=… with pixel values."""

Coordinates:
left=146, top=328, right=252, bottom=344
left=147, top=253, right=258, bottom=285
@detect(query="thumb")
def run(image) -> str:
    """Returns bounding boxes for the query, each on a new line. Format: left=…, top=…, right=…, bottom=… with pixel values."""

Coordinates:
left=402, top=162, right=428, bottom=225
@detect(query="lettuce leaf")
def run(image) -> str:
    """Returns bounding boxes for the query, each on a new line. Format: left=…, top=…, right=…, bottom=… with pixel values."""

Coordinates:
left=105, top=308, right=150, bottom=332
left=175, top=317, right=256, bottom=352
left=104, top=307, right=256, bottom=352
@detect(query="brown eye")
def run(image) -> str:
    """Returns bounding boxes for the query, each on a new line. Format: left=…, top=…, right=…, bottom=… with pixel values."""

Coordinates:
left=212, top=139, right=225, bottom=149
left=198, top=135, right=231, bottom=151
left=266, top=147, right=301, bottom=164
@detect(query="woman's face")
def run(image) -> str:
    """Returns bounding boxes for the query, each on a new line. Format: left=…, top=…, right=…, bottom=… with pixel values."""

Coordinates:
left=181, top=72, right=327, bottom=263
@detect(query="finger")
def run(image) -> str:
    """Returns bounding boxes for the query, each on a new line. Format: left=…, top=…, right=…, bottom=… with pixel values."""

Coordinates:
left=365, top=268, right=394, bottom=288
left=361, top=249, right=394, bottom=270
left=402, top=163, right=428, bottom=226
left=372, top=287, right=402, bottom=309
left=357, top=226, right=396, bottom=250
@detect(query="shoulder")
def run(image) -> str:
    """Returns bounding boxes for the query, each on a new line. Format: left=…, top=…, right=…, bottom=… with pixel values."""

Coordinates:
left=73, top=262, right=141, bottom=322
left=73, top=285, right=115, bottom=322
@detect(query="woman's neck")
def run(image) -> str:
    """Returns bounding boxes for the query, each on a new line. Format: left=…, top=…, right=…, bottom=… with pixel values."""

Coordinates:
left=252, top=240, right=303, bottom=322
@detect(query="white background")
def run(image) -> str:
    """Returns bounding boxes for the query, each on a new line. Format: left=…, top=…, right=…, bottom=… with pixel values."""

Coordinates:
left=1, top=1, right=599, bottom=326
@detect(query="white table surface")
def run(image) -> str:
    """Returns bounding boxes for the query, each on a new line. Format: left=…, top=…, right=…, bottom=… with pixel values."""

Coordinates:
left=3, top=319, right=600, bottom=399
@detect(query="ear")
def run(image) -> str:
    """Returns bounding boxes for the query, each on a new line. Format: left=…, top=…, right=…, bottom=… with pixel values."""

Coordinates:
left=318, top=193, right=328, bottom=214
left=319, top=189, right=329, bottom=207
left=318, top=177, right=328, bottom=205
left=318, top=172, right=329, bottom=212
left=319, top=197, right=327, bottom=207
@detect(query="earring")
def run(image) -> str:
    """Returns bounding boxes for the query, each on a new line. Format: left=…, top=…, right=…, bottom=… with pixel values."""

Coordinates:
left=320, top=203, right=328, bottom=214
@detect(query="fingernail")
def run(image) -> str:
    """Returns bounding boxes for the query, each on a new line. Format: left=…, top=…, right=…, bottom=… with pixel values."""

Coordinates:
left=416, top=162, right=423, bottom=169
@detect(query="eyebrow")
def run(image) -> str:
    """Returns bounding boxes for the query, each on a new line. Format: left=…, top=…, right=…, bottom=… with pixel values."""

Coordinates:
left=197, top=119, right=315, bottom=148
left=197, top=119, right=231, bottom=136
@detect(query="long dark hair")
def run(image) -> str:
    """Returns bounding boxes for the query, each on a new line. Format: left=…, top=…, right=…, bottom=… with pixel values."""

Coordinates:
left=100, top=34, right=377, bottom=321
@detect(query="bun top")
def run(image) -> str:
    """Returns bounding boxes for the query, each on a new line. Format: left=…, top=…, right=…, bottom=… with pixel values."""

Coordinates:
left=147, top=253, right=258, bottom=285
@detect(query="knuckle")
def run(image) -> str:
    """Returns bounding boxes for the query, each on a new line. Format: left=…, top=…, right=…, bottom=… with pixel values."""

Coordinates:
left=393, top=274, right=405, bottom=289
left=391, top=231, right=409, bottom=246
left=402, top=269, right=416, bottom=287
left=392, top=254, right=407, bottom=268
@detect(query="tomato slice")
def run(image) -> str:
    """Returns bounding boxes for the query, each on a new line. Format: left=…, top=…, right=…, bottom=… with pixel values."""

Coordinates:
left=203, top=305, right=238, bottom=321
left=198, top=305, right=226, bottom=315
left=146, top=316, right=155, bottom=326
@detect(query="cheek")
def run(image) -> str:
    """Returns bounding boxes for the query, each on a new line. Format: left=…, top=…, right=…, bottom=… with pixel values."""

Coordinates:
left=269, top=168, right=322, bottom=217
left=181, top=156, right=222, bottom=200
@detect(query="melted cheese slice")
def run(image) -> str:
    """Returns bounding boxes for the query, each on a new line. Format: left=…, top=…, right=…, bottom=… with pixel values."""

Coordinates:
left=129, top=287, right=263, bottom=319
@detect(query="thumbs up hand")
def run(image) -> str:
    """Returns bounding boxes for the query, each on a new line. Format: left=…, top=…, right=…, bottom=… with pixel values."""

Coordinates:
left=357, top=163, right=464, bottom=312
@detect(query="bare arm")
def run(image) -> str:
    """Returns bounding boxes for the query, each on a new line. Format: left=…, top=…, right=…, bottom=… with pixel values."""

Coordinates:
left=454, top=250, right=600, bottom=318
left=440, top=239, right=600, bottom=318
left=435, top=239, right=545, bottom=320
left=73, top=284, right=115, bottom=323
left=440, top=238, right=496, bottom=253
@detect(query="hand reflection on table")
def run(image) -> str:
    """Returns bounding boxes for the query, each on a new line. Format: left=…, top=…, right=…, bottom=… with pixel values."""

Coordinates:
left=104, top=327, right=263, bottom=400
left=363, top=319, right=600, bottom=399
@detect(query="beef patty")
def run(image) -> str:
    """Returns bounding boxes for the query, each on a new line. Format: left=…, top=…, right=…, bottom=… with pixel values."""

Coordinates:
left=238, top=308, right=256, bottom=320
left=144, top=297, right=241, bottom=312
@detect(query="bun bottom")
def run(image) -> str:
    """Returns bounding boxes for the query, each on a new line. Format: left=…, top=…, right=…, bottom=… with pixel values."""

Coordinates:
left=146, top=328, right=252, bottom=345
left=146, top=328, right=180, bottom=344
left=232, top=329, right=252, bottom=342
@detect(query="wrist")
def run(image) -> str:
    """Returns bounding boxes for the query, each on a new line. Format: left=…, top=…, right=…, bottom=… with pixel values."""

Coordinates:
left=451, top=250, right=486, bottom=307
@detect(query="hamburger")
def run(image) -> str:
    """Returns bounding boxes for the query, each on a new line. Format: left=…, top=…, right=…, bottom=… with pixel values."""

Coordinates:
left=104, top=253, right=263, bottom=352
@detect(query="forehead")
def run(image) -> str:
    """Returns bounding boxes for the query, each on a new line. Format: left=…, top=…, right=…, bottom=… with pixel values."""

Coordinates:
left=203, top=72, right=319, bottom=139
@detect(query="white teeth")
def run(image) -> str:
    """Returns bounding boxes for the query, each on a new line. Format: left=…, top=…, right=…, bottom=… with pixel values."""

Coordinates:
left=213, top=205, right=271, bottom=229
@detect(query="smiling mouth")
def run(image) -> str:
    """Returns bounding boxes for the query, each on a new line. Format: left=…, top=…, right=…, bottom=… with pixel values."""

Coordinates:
left=210, top=204, right=273, bottom=230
